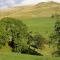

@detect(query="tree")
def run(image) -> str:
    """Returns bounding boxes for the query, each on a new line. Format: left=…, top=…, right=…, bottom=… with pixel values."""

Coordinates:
left=33, top=33, right=45, bottom=49
left=0, top=17, right=28, bottom=53
left=27, top=32, right=45, bottom=49
left=26, top=32, right=44, bottom=55
left=50, top=16, right=60, bottom=56
left=54, top=19, right=60, bottom=56
left=27, top=32, right=33, bottom=47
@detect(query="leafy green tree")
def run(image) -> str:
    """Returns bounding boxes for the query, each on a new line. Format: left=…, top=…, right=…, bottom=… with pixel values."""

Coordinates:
left=0, top=17, right=28, bottom=53
left=33, top=33, right=45, bottom=49
left=27, top=32, right=33, bottom=46
left=55, top=19, right=60, bottom=56
left=27, top=32, right=45, bottom=49
left=50, top=16, right=60, bottom=56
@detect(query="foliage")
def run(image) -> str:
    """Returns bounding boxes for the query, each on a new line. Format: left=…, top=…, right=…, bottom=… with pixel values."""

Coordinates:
left=50, top=15, right=60, bottom=56
left=0, top=17, right=28, bottom=53
left=0, top=17, right=46, bottom=56
left=27, top=32, right=45, bottom=49
left=33, top=33, right=45, bottom=49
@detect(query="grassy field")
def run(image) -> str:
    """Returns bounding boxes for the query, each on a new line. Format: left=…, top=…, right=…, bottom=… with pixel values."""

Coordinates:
left=0, top=52, right=60, bottom=60
left=21, top=17, right=56, bottom=38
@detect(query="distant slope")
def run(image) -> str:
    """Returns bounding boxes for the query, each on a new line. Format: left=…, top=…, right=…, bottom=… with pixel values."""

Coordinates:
left=0, top=2, right=60, bottom=19
left=33, top=2, right=60, bottom=17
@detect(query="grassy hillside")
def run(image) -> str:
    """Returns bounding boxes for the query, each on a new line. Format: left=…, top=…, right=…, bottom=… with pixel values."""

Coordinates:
left=0, top=2, right=60, bottom=18
left=32, top=2, right=60, bottom=17
left=21, top=17, right=56, bottom=38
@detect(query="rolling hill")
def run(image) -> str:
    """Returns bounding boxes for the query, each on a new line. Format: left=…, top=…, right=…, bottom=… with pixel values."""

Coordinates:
left=0, top=1, right=60, bottom=19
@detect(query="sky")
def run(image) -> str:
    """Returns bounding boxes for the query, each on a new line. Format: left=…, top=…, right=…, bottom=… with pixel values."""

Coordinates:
left=0, top=0, right=60, bottom=8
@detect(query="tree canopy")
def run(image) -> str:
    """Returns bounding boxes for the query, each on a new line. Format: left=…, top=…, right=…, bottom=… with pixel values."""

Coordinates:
left=0, top=17, right=28, bottom=52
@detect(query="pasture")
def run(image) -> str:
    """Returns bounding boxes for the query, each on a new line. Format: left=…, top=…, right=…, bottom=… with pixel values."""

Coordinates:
left=0, top=52, right=60, bottom=60
left=22, top=17, right=56, bottom=38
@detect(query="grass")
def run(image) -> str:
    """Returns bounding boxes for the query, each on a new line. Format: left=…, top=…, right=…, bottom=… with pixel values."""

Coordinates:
left=0, top=52, right=60, bottom=60
left=21, top=17, right=56, bottom=38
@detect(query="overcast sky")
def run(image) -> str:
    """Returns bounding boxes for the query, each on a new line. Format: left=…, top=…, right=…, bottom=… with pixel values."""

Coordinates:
left=0, top=0, right=60, bottom=8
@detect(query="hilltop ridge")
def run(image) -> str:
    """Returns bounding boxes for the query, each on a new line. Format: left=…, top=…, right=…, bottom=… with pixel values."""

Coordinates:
left=0, top=2, right=60, bottom=19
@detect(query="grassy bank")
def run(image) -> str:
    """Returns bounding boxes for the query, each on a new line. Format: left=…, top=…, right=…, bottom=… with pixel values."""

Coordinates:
left=0, top=52, right=60, bottom=60
left=21, top=17, right=56, bottom=38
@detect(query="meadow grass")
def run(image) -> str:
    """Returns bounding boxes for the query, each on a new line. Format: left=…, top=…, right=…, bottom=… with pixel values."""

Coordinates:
left=21, top=17, right=56, bottom=38
left=0, top=52, right=60, bottom=60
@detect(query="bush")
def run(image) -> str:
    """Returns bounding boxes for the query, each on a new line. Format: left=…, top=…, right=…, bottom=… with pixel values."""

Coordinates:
left=50, top=15, right=60, bottom=56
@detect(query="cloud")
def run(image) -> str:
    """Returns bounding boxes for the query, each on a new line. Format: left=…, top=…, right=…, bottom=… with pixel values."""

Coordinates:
left=0, top=0, right=24, bottom=8
left=53, top=0, right=60, bottom=2
left=15, top=0, right=24, bottom=4
left=15, top=0, right=48, bottom=6
left=0, top=0, right=60, bottom=8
